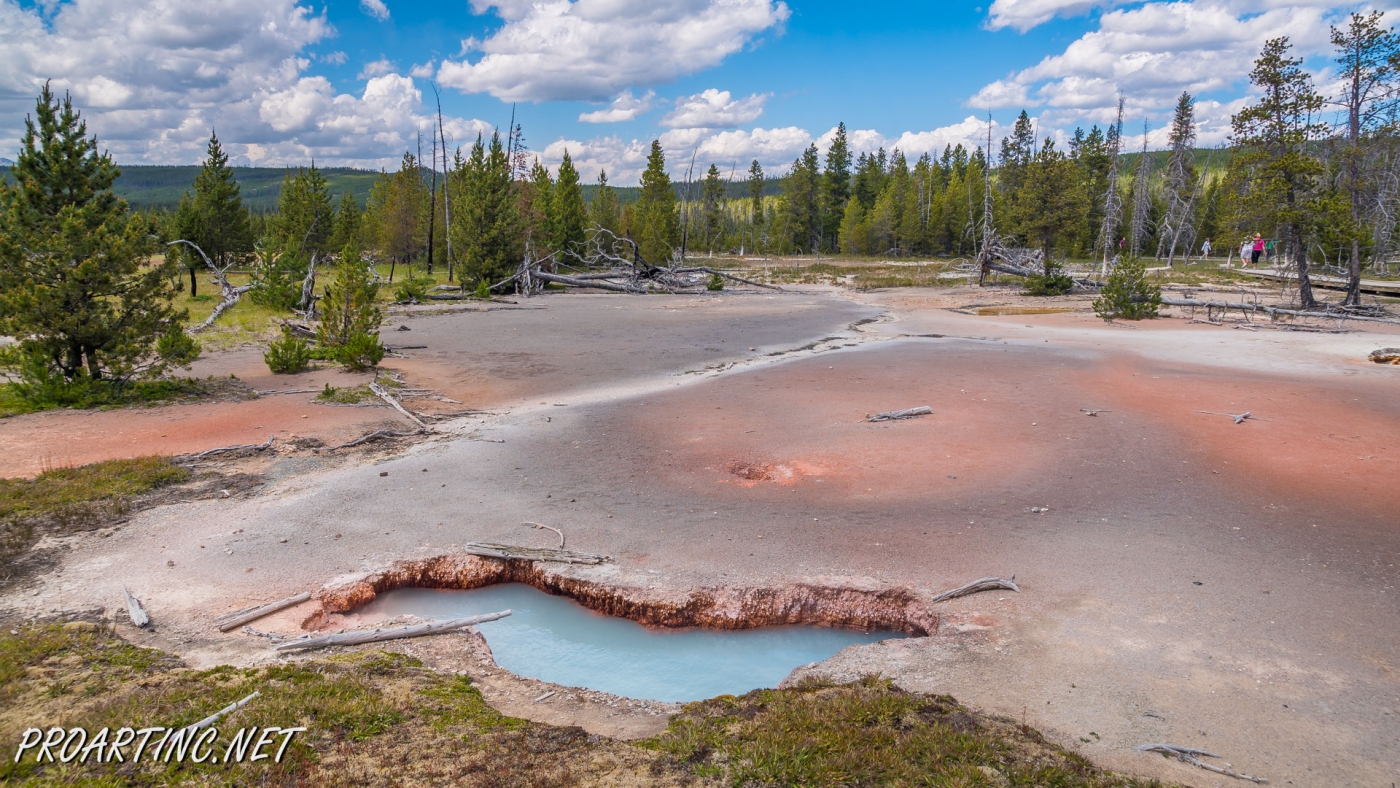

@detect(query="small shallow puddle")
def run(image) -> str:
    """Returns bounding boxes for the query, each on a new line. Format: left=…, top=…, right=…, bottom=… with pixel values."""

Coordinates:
left=975, top=306, right=1078, bottom=316
left=361, top=584, right=905, bottom=702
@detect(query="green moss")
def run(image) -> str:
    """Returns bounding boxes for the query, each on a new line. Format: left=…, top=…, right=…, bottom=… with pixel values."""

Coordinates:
left=420, top=674, right=528, bottom=733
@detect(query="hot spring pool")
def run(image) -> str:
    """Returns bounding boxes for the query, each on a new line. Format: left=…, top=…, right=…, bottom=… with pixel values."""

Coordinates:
left=360, top=583, right=905, bottom=702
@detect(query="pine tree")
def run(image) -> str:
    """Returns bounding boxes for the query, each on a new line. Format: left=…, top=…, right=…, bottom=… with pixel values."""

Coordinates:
left=274, top=164, right=334, bottom=258
left=821, top=123, right=852, bottom=251
left=747, top=159, right=764, bottom=220
left=454, top=132, right=521, bottom=286
left=1013, top=137, right=1088, bottom=271
left=174, top=131, right=252, bottom=297
left=780, top=144, right=821, bottom=253
left=839, top=197, right=865, bottom=255
left=526, top=158, right=555, bottom=254
left=635, top=140, right=679, bottom=264
left=1230, top=36, right=1328, bottom=307
left=589, top=169, right=621, bottom=238
left=852, top=151, right=885, bottom=210
left=551, top=151, right=587, bottom=260
left=701, top=163, right=725, bottom=252
left=316, top=242, right=383, bottom=369
left=364, top=153, right=428, bottom=273
left=330, top=191, right=363, bottom=253
left=0, top=85, right=183, bottom=384
left=998, top=110, right=1036, bottom=194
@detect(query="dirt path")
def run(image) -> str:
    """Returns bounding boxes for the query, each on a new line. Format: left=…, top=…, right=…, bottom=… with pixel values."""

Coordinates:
left=4, top=286, right=1397, bottom=786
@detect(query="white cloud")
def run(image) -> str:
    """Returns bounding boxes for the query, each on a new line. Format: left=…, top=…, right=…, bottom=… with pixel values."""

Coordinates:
left=971, top=1, right=1369, bottom=146
left=437, top=0, right=790, bottom=102
left=409, top=61, right=435, bottom=79
left=987, top=0, right=1125, bottom=32
left=661, top=89, right=768, bottom=129
left=358, top=58, right=396, bottom=80
left=360, top=0, right=390, bottom=22
left=578, top=90, right=654, bottom=123
left=322, top=50, right=348, bottom=65
left=0, top=1, right=489, bottom=167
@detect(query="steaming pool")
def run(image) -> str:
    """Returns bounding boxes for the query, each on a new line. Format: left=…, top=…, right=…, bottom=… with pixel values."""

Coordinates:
left=360, top=583, right=906, bottom=702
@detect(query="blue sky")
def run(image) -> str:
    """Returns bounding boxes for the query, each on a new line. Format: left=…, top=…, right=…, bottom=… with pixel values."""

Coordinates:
left=0, top=1, right=1386, bottom=182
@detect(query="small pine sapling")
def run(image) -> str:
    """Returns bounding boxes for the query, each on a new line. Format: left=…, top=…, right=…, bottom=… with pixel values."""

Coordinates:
left=1024, top=261, right=1075, bottom=296
left=474, top=279, right=492, bottom=299
left=316, top=244, right=383, bottom=368
left=1093, top=257, right=1161, bottom=320
left=264, top=330, right=312, bottom=374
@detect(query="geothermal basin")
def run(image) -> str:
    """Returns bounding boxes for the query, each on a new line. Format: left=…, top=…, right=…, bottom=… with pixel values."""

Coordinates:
left=362, top=583, right=905, bottom=702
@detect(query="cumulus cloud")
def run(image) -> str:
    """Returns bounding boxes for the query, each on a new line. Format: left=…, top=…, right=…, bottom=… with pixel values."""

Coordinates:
left=360, top=0, right=390, bottom=22
left=322, top=50, right=348, bottom=65
left=987, top=0, right=1125, bottom=32
left=661, top=89, right=768, bottom=129
left=437, top=0, right=790, bottom=102
left=972, top=0, right=1364, bottom=145
left=409, top=61, right=435, bottom=79
left=358, top=58, right=396, bottom=80
left=0, top=0, right=488, bottom=167
left=578, top=90, right=654, bottom=123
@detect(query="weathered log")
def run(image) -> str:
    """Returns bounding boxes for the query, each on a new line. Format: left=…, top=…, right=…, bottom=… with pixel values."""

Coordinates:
left=867, top=406, right=933, bottom=422
left=369, top=382, right=428, bottom=430
left=463, top=542, right=609, bottom=565
left=929, top=575, right=1019, bottom=604
left=532, top=271, right=641, bottom=293
left=272, top=610, right=512, bottom=652
left=180, top=435, right=276, bottom=461
left=123, top=586, right=150, bottom=628
left=1160, top=297, right=1400, bottom=326
left=185, top=691, right=259, bottom=733
left=214, top=592, right=312, bottom=632
left=1135, top=743, right=1268, bottom=784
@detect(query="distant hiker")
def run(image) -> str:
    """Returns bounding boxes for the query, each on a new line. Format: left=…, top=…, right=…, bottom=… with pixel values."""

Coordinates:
left=1251, top=234, right=1264, bottom=267
left=1240, top=239, right=1252, bottom=266
left=1264, top=239, right=1275, bottom=265
left=1201, top=238, right=1212, bottom=258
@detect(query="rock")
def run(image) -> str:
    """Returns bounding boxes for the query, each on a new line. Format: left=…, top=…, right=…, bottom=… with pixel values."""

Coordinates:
left=1369, top=347, right=1400, bottom=364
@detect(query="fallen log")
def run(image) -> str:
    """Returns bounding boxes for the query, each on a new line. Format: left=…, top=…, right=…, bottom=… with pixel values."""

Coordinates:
left=185, top=691, right=259, bottom=734
left=929, top=575, right=1019, bottom=604
left=676, top=266, right=784, bottom=291
left=369, top=382, right=428, bottom=430
left=123, top=586, right=150, bottom=628
left=1160, top=297, right=1400, bottom=326
left=532, top=271, right=641, bottom=293
left=1134, top=743, right=1268, bottom=784
left=272, top=610, right=511, bottom=653
left=867, top=406, right=933, bottom=422
left=326, top=428, right=425, bottom=451
left=180, top=435, right=276, bottom=461
left=214, top=592, right=312, bottom=632
left=463, top=542, right=609, bottom=565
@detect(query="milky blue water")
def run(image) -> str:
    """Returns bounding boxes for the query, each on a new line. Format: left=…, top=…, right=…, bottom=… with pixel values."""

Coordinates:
left=361, top=583, right=905, bottom=702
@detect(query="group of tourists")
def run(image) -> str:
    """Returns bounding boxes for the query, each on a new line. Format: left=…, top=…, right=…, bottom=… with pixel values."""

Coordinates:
left=1194, top=234, right=1271, bottom=267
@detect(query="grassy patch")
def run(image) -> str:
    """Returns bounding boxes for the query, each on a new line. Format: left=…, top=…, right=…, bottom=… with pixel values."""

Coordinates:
left=0, top=377, right=211, bottom=419
left=0, top=456, right=190, bottom=570
left=646, top=676, right=1166, bottom=787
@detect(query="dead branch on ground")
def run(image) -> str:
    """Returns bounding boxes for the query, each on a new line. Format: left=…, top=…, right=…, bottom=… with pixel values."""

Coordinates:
left=463, top=542, right=609, bottom=565
left=929, top=575, right=1019, bottom=604
left=867, top=406, right=932, bottom=422
left=214, top=592, right=312, bottom=632
left=178, top=435, right=276, bottom=462
left=272, top=610, right=512, bottom=652
left=369, top=382, right=429, bottom=430
left=169, top=240, right=254, bottom=332
left=123, top=586, right=150, bottom=628
left=326, top=428, right=425, bottom=451
left=522, top=522, right=565, bottom=548
left=1134, top=743, right=1268, bottom=783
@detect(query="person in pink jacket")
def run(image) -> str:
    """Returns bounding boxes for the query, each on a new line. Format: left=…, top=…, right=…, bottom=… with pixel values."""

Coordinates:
left=1250, top=234, right=1264, bottom=267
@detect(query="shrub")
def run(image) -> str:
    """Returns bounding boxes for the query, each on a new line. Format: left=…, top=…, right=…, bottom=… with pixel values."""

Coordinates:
left=1093, top=257, right=1161, bottom=320
left=335, top=331, right=385, bottom=371
left=317, top=244, right=381, bottom=351
left=155, top=328, right=201, bottom=368
left=706, top=272, right=724, bottom=291
left=248, top=249, right=308, bottom=311
left=394, top=275, right=433, bottom=303
left=474, top=279, right=492, bottom=299
left=264, top=331, right=312, bottom=374
left=1024, top=261, right=1075, bottom=296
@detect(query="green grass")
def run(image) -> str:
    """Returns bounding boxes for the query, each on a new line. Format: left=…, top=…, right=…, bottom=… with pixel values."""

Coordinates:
left=0, top=456, right=190, bottom=567
left=647, top=676, right=1165, bottom=787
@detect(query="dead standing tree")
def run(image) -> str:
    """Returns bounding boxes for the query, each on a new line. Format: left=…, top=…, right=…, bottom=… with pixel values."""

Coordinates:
left=1129, top=123, right=1154, bottom=259
left=1099, top=98, right=1126, bottom=277
left=1157, top=92, right=1199, bottom=266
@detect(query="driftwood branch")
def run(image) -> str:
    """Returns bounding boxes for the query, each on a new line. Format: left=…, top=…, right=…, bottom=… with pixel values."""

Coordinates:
left=1135, top=743, right=1268, bottom=783
left=369, top=382, right=428, bottom=430
left=929, top=575, right=1019, bottom=604
left=185, top=691, right=259, bottom=734
left=463, top=542, right=609, bottom=565
left=522, top=522, right=565, bottom=548
left=169, top=240, right=254, bottom=332
left=867, top=406, right=932, bottom=422
left=326, top=428, right=425, bottom=451
left=272, top=610, right=512, bottom=653
left=214, top=592, right=312, bottom=632
left=179, top=435, right=276, bottom=462
left=123, top=586, right=150, bottom=628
